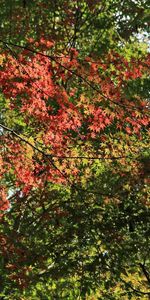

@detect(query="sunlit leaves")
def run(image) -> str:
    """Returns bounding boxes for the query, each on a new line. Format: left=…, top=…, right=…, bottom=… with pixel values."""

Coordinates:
left=0, top=1, right=149, bottom=296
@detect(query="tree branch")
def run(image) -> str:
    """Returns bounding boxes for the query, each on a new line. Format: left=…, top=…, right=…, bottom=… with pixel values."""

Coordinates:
left=0, top=39, right=147, bottom=112
left=139, top=263, right=150, bottom=285
left=0, top=123, right=137, bottom=161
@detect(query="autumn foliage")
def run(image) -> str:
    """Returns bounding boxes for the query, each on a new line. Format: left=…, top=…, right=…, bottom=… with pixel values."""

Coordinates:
left=0, top=42, right=149, bottom=203
left=0, top=1, right=150, bottom=298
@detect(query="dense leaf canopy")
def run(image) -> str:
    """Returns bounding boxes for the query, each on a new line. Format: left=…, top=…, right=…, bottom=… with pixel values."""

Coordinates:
left=0, top=0, right=150, bottom=299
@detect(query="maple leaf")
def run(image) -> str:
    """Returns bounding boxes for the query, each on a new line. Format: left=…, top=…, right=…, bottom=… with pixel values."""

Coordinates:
left=125, top=127, right=132, bottom=134
left=105, top=117, right=111, bottom=125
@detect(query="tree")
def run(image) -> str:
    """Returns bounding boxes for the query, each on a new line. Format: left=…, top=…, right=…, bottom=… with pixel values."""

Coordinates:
left=0, top=1, right=150, bottom=299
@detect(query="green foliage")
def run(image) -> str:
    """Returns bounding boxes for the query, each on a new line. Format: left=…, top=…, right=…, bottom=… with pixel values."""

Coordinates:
left=0, top=0, right=150, bottom=299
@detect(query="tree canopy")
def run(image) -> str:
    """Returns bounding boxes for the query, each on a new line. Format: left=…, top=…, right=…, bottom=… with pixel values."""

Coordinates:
left=0, top=0, right=150, bottom=299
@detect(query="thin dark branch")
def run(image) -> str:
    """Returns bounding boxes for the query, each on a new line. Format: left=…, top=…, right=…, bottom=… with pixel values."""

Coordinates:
left=0, top=123, right=137, bottom=161
left=0, top=123, right=71, bottom=185
left=52, top=155, right=128, bottom=160
left=121, top=278, right=150, bottom=296
left=0, top=39, right=147, bottom=112
left=139, top=263, right=150, bottom=285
